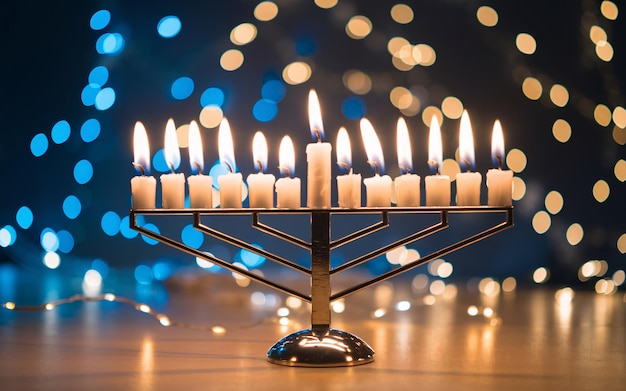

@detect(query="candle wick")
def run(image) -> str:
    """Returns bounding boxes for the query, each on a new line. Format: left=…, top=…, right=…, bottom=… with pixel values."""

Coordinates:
left=168, top=164, right=176, bottom=174
left=194, top=162, right=203, bottom=175
left=337, top=161, right=351, bottom=172
left=223, top=161, right=234, bottom=173
left=463, top=159, right=472, bottom=173
left=314, top=129, right=322, bottom=143
left=278, top=165, right=291, bottom=178
left=367, top=160, right=380, bottom=176
left=399, top=164, right=411, bottom=175
left=132, top=162, right=146, bottom=176
left=256, top=160, right=264, bottom=173
left=496, top=155, right=503, bottom=170
left=427, top=160, right=440, bottom=175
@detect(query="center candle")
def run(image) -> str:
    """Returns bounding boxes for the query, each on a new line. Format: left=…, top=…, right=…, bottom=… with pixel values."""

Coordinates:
left=360, top=118, right=392, bottom=207
left=187, top=120, right=213, bottom=208
left=394, top=117, right=420, bottom=207
left=217, top=118, right=243, bottom=208
left=160, top=118, right=185, bottom=209
left=336, top=127, right=361, bottom=208
left=247, top=131, right=276, bottom=208
left=425, top=116, right=451, bottom=206
left=306, top=89, right=332, bottom=209
left=455, top=110, right=482, bottom=206
left=275, top=135, right=301, bottom=208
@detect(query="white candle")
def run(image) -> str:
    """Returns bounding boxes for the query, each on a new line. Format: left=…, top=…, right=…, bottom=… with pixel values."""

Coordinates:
left=455, top=110, right=482, bottom=206
left=275, top=136, right=301, bottom=208
left=131, top=121, right=156, bottom=209
left=360, top=118, right=392, bottom=207
left=160, top=118, right=185, bottom=209
left=247, top=131, right=276, bottom=208
left=394, top=117, right=420, bottom=207
left=187, top=120, right=213, bottom=208
left=336, top=127, right=361, bottom=208
left=425, top=116, right=450, bottom=206
left=217, top=118, right=243, bottom=208
left=487, top=120, right=513, bottom=206
left=306, top=90, right=332, bottom=209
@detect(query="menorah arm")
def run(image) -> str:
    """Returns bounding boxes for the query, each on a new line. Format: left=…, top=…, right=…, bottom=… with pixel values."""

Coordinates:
left=329, top=211, right=389, bottom=249
left=252, top=212, right=312, bottom=249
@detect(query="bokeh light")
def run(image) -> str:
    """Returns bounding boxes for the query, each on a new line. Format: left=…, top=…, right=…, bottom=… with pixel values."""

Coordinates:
left=157, top=16, right=182, bottom=38
left=516, top=33, right=536, bottom=55
left=254, top=1, right=278, bottom=22
left=476, top=6, right=498, bottom=27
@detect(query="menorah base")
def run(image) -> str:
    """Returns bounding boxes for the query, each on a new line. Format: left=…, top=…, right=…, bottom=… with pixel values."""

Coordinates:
left=266, top=328, right=375, bottom=367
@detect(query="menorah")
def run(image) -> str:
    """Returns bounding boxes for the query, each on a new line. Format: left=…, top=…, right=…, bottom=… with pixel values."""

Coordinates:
left=130, top=206, right=513, bottom=367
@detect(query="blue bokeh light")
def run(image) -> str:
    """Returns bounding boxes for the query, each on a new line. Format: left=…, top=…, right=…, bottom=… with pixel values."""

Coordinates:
left=40, top=228, right=59, bottom=252
left=200, top=87, right=225, bottom=107
left=342, top=96, right=366, bottom=120
left=73, top=159, right=94, bottom=185
left=30, top=133, right=49, bottom=157
left=120, top=215, right=139, bottom=239
left=90, top=10, right=111, bottom=31
left=16, top=206, right=33, bottom=229
left=171, top=77, right=194, bottom=100
left=252, top=99, right=278, bottom=122
left=95, top=87, right=116, bottom=110
left=157, top=16, right=182, bottom=38
left=56, top=230, right=75, bottom=253
left=134, top=265, right=153, bottom=284
left=80, top=118, right=101, bottom=143
left=88, top=66, right=109, bottom=86
left=141, top=223, right=160, bottom=245
left=239, top=245, right=266, bottom=268
left=96, top=33, right=125, bottom=55
left=81, top=84, right=100, bottom=106
left=181, top=224, right=204, bottom=249
left=51, top=120, right=71, bottom=144
left=91, top=259, right=109, bottom=279
left=0, top=225, right=17, bottom=247
left=62, top=195, right=82, bottom=219
left=101, top=211, right=121, bottom=236
left=152, top=262, right=173, bottom=281
left=261, top=80, right=286, bottom=103
left=209, top=161, right=229, bottom=190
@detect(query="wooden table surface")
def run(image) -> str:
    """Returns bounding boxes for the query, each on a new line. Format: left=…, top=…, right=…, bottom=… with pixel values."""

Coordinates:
left=1, top=272, right=624, bottom=391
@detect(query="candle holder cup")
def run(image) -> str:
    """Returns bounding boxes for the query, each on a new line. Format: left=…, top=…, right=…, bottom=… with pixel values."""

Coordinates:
left=130, top=206, right=513, bottom=367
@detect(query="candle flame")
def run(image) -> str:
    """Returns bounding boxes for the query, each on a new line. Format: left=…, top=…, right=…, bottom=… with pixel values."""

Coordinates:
left=188, top=120, right=204, bottom=174
left=164, top=118, right=180, bottom=172
left=279, top=135, right=295, bottom=177
left=336, top=127, right=352, bottom=172
left=360, top=118, right=385, bottom=174
left=308, top=89, right=324, bottom=141
left=491, top=119, right=505, bottom=168
left=459, top=110, right=475, bottom=171
left=396, top=117, right=413, bottom=173
left=133, top=121, right=151, bottom=174
left=218, top=117, right=237, bottom=172
left=252, top=131, right=268, bottom=173
left=428, top=115, right=443, bottom=173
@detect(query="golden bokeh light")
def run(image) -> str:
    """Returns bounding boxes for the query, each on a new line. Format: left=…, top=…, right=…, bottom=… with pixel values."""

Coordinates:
left=502, top=277, right=517, bottom=293
left=230, top=23, right=257, bottom=46
left=613, top=126, right=626, bottom=145
left=612, top=106, right=626, bottom=128
left=592, top=179, right=610, bottom=202
left=533, top=267, right=550, bottom=284
left=595, top=40, right=614, bottom=62
left=392, top=55, right=414, bottom=71
left=220, top=49, right=244, bottom=71
left=389, top=86, right=413, bottom=110
left=387, top=37, right=410, bottom=56
left=594, top=104, right=612, bottom=126
left=516, top=33, right=537, bottom=55
left=314, top=0, right=338, bottom=9
left=545, top=190, right=564, bottom=215
left=176, top=123, right=190, bottom=148
left=282, top=61, right=312, bottom=85
left=613, top=270, right=625, bottom=286
left=399, top=98, right=421, bottom=117
left=346, top=15, right=372, bottom=39
left=506, top=148, right=527, bottom=173
left=421, top=106, right=443, bottom=127
left=549, top=84, right=569, bottom=107
left=614, top=159, right=626, bottom=182
left=532, top=211, right=551, bottom=234
left=391, top=4, right=414, bottom=24
left=254, top=1, right=279, bottom=22
left=617, top=234, right=626, bottom=254
left=552, top=119, right=572, bottom=143
left=343, top=70, right=372, bottom=95
left=512, top=176, right=526, bottom=201
left=199, top=105, right=224, bottom=128
left=589, top=25, right=608, bottom=44
left=566, top=223, right=584, bottom=246
left=600, top=1, right=619, bottom=20
left=522, top=77, right=542, bottom=100
left=442, top=159, right=460, bottom=182
left=441, top=96, right=464, bottom=119
left=476, top=6, right=498, bottom=27
left=413, top=44, right=436, bottom=66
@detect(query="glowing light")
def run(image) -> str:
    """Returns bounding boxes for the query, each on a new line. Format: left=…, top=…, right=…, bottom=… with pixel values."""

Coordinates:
left=90, top=10, right=111, bottom=30
left=396, top=301, right=411, bottom=311
left=483, top=307, right=494, bottom=318
left=360, top=118, right=385, bottom=174
left=315, top=0, right=337, bottom=9
left=390, top=86, right=414, bottom=110
left=30, top=133, right=49, bottom=157
left=51, top=120, right=71, bottom=144
left=552, top=119, right=571, bottom=143
left=196, top=256, right=215, bottom=269
left=476, top=6, right=498, bottom=27
left=428, top=116, right=443, bottom=173
left=442, top=159, right=461, bottom=182
left=549, top=84, right=569, bottom=107
left=282, top=61, right=312, bottom=85
left=613, top=126, right=626, bottom=145
left=594, top=104, right=612, bottom=126
left=522, top=77, right=542, bottom=100
left=413, top=44, right=436, bottom=66
left=502, top=277, right=517, bottom=293
left=545, top=191, right=564, bottom=214
left=286, top=297, right=302, bottom=309
left=80, top=118, right=101, bottom=143
left=331, top=299, right=345, bottom=313
left=613, top=270, right=625, bottom=286
left=158, top=315, right=171, bottom=327
left=516, top=33, right=536, bottom=54
left=429, top=280, right=445, bottom=296
left=601, top=1, right=619, bottom=20
left=373, top=308, right=386, bottom=318
left=467, top=305, right=479, bottom=316
left=220, top=49, right=244, bottom=71
left=566, top=223, right=584, bottom=246
left=279, top=135, right=296, bottom=176
left=504, top=149, right=526, bottom=173
left=459, top=110, right=475, bottom=171
left=595, top=40, right=614, bottom=62
left=437, top=262, right=453, bottom=278
left=617, top=234, right=626, bottom=254
left=396, top=117, right=413, bottom=173
left=199, top=106, right=224, bottom=129
left=441, top=96, right=463, bottom=119
left=171, top=77, right=194, bottom=100
left=277, top=307, right=290, bottom=317
left=336, top=127, right=353, bottom=170
left=533, top=267, right=549, bottom=284
left=422, top=295, right=436, bottom=305
left=346, top=15, right=372, bottom=39
left=43, top=252, right=61, bottom=269
left=343, top=70, right=372, bottom=95
left=592, top=179, right=610, bottom=202
left=613, top=160, right=626, bottom=182
left=512, top=176, right=526, bottom=200
left=231, top=23, right=257, bottom=45
left=390, top=4, right=414, bottom=24
left=411, top=274, right=429, bottom=292
left=532, top=211, right=551, bottom=234
left=254, top=1, right=278, bottom=21
left=421, top=106, right=443, bottom=127
left=16, top=206, right=33, bottom=229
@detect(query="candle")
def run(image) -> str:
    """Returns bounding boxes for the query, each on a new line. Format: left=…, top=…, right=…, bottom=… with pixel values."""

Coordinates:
left=160, top=118, right=185, bottom=209
left=306, top=89, right=332, bottom=209
left=360, top=118, right=392, bottom=207
left=275, top=136, right=301, bottom=208
left=247, top=131, right=276, bottom=208
left=394, top=117, right=420, bottom=207
left=187, top=120, right=213, bottom=208
left=455, top=110, right=482, bottom=206
left=425, top=116, right=451, bottom=206
left=217, top=118, right=243, bottom=208
left=131, top=121, right=156, bottom=209
left=336, top=127, right=361, bottom=208
left=487, top=120, right=513, bottom=206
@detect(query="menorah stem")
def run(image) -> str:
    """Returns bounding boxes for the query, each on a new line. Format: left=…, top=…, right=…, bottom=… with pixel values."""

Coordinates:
left=310, top=211, right=331, bottom=328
